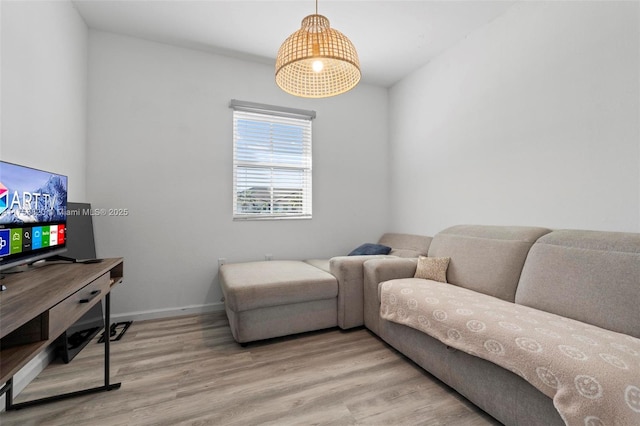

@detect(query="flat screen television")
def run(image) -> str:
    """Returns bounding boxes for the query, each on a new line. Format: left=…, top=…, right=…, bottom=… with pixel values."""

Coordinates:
left=0, top=161, right=68, bottom=271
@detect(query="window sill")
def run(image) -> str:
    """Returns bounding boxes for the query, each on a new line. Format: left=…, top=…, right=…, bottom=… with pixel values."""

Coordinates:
left=233, top=215, right=312, bottom=221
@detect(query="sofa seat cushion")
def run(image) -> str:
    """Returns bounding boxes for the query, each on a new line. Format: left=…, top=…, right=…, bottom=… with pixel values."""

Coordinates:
left=220, top=260, right=337, bottom=312
left=379, top=278, right=640, bottom=426
left=304, top=258, right=331, bottom=274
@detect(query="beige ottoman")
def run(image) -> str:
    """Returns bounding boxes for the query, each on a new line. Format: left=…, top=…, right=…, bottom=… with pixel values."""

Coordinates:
left=219, top=260, right=338, bottom=344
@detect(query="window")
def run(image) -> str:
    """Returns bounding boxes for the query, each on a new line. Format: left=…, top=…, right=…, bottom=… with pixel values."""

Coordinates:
left=230, top=100, right=315, bottom=220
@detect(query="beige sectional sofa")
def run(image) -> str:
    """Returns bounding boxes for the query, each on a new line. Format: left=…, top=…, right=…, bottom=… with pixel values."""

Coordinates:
left=220, top=225, right=640, bottom=425
left=219, top=233, right=430, bottom=343
left=364, top=225, right=640, bottom=426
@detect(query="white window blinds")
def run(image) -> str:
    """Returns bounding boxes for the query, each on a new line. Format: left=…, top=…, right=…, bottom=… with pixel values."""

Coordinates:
left=231, top=100, right=314, bottom=220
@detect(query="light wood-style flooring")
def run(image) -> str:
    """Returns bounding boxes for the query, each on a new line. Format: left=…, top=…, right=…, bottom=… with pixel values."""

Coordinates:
left=1, top=312, right=501, bottom=425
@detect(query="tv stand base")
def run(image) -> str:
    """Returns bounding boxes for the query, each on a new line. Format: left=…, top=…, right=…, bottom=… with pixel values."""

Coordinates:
left=5, top=381, right=121, bottom=410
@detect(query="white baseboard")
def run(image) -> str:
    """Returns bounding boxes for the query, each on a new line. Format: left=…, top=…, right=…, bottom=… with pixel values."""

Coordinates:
left=111, top=302, right=225, bottom=323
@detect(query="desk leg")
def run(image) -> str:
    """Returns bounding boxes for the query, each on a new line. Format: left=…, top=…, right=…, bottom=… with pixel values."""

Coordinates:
left=105, top=292, right=111, bottom=387
left=3, top=378, right=14, bottom=410
left=5, top=294, right=122, bottom=410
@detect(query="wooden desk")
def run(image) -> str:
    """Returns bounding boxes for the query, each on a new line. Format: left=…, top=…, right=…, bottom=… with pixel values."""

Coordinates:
left=0, top=258, right=123, bottom=409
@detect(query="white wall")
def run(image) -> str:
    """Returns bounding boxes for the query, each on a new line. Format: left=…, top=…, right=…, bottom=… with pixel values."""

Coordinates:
left=86, top=31, right=389, bottom=320
left=1, top=1, right=88, bottom=201
left=0, top=0, right=88, bottom=402
left=389, top=1, right=640, bottom=235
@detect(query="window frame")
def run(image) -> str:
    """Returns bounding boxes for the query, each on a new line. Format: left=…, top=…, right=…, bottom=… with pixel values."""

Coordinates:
left=230, top=100, right=315, bottom=221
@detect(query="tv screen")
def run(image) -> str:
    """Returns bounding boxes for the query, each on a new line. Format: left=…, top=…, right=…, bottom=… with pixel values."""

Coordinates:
left=0, top=161, right=68, bottom=271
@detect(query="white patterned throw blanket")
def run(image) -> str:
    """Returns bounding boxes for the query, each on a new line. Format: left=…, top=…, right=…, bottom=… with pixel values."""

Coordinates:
left=379, top=278, right=640, bottom=426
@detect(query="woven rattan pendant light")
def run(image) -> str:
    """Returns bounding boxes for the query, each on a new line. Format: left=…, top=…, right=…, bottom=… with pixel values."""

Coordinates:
left=275, top=0, right=361, bottom=98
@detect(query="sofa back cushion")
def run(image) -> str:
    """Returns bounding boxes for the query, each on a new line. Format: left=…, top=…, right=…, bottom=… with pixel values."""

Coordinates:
left=378, top=233, right=432, bottom=258
left=515, top=230, right=640, bottom=338
left=428, top=225, right=551, bottom=302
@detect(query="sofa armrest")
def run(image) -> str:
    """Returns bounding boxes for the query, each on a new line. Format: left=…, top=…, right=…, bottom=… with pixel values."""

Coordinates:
left=364, top=257, right=417, bottom=287
left=330, top=255, right=393, bottom=329
left=363, top=257, right=418, bottom=333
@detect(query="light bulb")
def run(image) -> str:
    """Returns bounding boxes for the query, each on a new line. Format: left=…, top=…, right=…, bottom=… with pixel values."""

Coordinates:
left=312, top=60, right=324, bottom=73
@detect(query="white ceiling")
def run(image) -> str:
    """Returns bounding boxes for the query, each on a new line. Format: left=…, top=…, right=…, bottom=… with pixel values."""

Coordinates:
left=72, top=0, right=516, bottom=87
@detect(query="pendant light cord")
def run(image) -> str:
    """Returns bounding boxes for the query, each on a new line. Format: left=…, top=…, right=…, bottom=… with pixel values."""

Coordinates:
left=314, top=0, right=319, bottom=56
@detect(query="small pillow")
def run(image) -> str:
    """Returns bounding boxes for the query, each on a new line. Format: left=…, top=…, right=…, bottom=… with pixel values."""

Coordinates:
left=414, top=256, right=450, bottom=283
left=348, top=243, right=392, bottom=256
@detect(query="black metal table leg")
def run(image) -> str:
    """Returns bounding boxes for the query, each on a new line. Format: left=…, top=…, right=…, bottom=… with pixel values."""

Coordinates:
left=3, top=378, right=14, bottom=411
left=4, top=293, right=121, bottom=410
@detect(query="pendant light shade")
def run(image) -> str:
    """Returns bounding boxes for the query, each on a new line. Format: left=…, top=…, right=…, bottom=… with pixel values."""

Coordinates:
left=276, top=12, right=360, bottom=98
